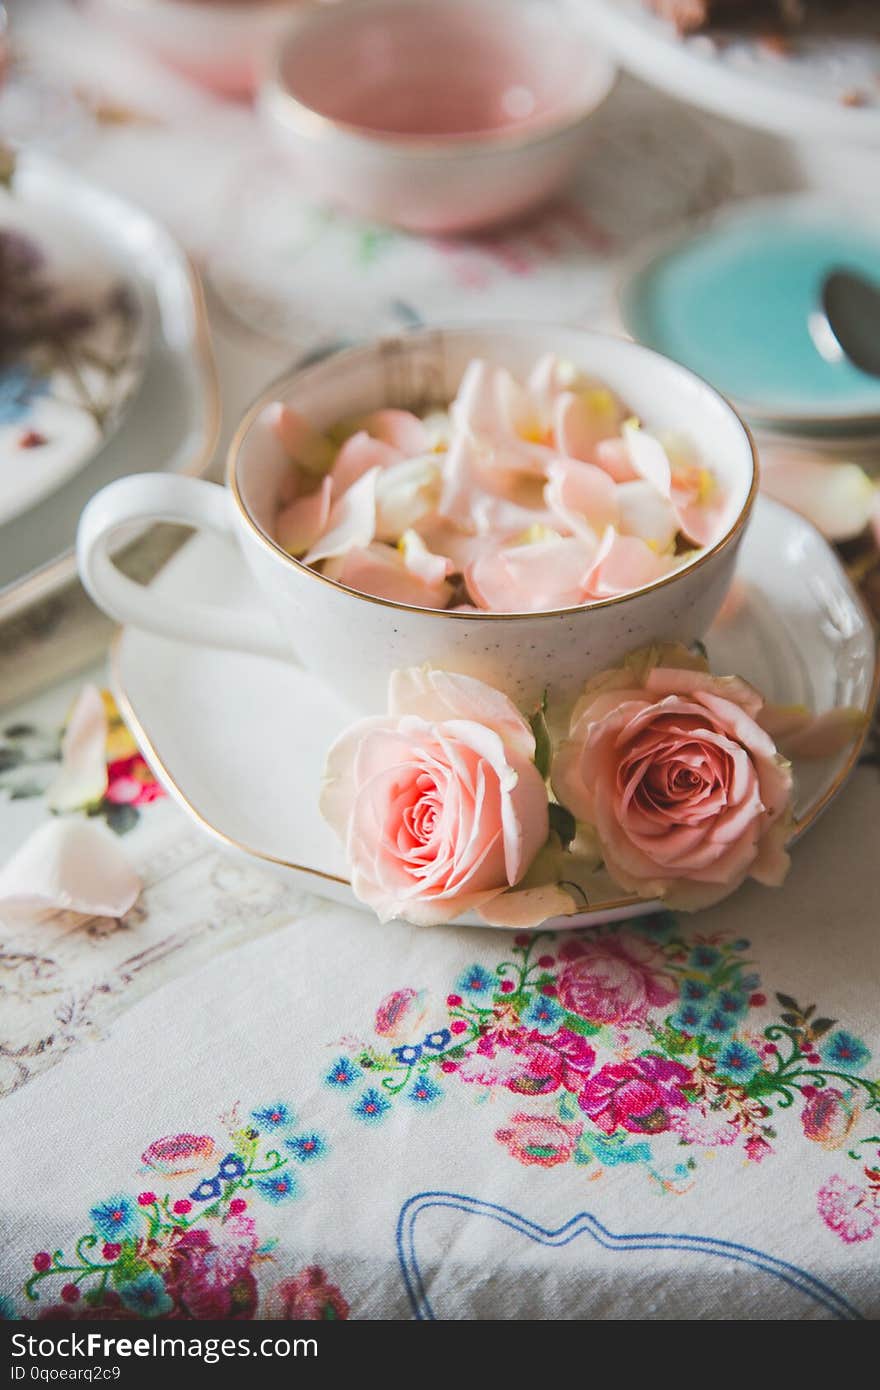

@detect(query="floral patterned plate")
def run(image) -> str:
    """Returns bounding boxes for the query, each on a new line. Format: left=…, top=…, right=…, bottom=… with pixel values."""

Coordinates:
left=112, top=495, right=878, bottom=929
left=0, top=173, right=148, bottom=527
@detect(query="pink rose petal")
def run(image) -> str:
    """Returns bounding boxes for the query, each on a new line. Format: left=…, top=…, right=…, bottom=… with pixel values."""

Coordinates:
left=584, top=533, right=673, bottom=598
left=276, top=476, right=333, bottom=556
left=271, top=403, right=334, bottom=475
left=304, top=466, right=379, bottom=564
left=760, top=453, right=875, bottom=541
left=0, top=819, right=141, bottom=922
left=623, top=421, right=672, bottom=498
left=323, top=542, right=452, bottom=609
left=46, top=685, right=108, bottom=813
left=468, top=537, right=596, bottom=612
left=357, top=408, right=430, bottom=454
left=545, top=458, right=619, bottom=540
left=330, top=431, right=401, bottom=499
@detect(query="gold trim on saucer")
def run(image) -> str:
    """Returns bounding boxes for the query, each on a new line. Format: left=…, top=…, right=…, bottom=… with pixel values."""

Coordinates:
left=226, top=326, right=760, bottom=623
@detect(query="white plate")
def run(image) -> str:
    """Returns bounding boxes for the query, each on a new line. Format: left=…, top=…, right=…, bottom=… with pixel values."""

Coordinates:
left=574, top=0, right=880, bottom=145
left=0, top=163, right=149, bottom=526
left=113, top=495, right=878, bottom=930
left=0, top=152, right=219, bottom=620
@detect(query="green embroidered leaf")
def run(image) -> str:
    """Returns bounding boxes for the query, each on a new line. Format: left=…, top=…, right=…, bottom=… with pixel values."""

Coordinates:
left=548, top=802, right=577, bottom=847
left=562, top=1011, right=601, bottom=1037
left=529, top=697, right=552, bottom=781
left=104, top=802, right=138, bottom=836
left=3, top=723, right=35, bottom=739
left=810, top=1017, right=836, bottom=1038
left=780, top=1013, right=802, bottom=1028
left=775, top=993, right=798, bottom=1010
left=558, top=1092, right=580, bottom=1122
left=443, top=1046, right=467, bottom=1060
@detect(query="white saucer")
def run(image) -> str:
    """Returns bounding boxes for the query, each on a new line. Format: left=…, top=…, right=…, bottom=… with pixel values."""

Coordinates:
left=113, top=496, right=878, bottom=930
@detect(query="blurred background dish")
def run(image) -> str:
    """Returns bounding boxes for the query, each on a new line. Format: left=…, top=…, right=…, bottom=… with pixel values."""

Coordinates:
left=574, top=0, right=880, bottom=144
left=259, top=0, right=617, bottom=233
left=0, top=172, right=149, bottom=526
left=0, top=149, right=218, bottom=621
left=618, top=195, right=880, bottom=438
left=83, top=0, right=304, bottom=99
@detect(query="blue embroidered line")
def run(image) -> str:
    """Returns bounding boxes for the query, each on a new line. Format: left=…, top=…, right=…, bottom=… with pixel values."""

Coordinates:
left=395, top=1191, right=863, bottom=1321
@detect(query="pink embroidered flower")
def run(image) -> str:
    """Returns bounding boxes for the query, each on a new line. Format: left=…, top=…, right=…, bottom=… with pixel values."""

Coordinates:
left=801, top=1088, right=861, bottom=1151
left=578, top=1055, right=693, bottom=1134
left=374, top=988, right=428, bottom=1039
left=552, top=646, right=793, bottom=910
left=495, top=1113, right=582, bottom=1167
left=141, top=1134, right=215, bottom=1176
left=669, top=1110, right=739, bottom=1148
left=557, top=934, right=677, bottom=1026
left=507, top=1028, right=596, bottom=1097
left=744, top=1135, right=773, bottom=1163
left=817, top=1175, right=880, bottom=1244
left=165, top=1215, right=259, bottom=1319
left=273, top=1266, right=350, bottom=1320
left=320, top=668, right=549, bottom=926
left=105, top=754, right=163, bottom=806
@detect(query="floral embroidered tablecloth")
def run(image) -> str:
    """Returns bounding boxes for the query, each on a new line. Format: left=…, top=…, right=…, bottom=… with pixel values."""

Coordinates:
left=1, top=668, right=879, bottom=1320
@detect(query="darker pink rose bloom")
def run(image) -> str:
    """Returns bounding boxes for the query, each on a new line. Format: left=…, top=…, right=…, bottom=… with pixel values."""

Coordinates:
left=165, top=1216, right=259, bottom=1320
left=274, top=1267, right=350, bottom=1320
left=557, top=935, right=676, bottom=1026
left=744, top=1135, right=773, bottom=1163
left=552, top=649, right=793, bottom=909
left=495, top=1113, right=582, bottom=1167
left=141, top=1133, right=215, bottom=1176
left=817, top=1175, right=880, bottom=1245
left=579, top=1055, right=693, bottom=1134
left=321, top=669, right=548, bottom=925
left=801, top=1088, right=860, bottom=1151
left=507, top=1028, right=596, bottom=1096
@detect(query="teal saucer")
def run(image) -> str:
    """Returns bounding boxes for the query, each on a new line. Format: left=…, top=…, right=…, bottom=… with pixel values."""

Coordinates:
left=620, top=198, right=880, bottom=432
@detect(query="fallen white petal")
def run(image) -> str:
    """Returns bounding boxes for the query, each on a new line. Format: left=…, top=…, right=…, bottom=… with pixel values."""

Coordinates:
left=760, top=453, right=876, bottom=541
left=304, top=466, right=379, bottom=564
left=46, top=685, right=108, bottom=814
left=0, top=818, right=141, bottom=921
left=623, top=420, right=672, bottom=498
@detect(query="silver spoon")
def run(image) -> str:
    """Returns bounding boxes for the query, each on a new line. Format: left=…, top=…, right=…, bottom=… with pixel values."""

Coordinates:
left=813, top=269, right=880, bottom=378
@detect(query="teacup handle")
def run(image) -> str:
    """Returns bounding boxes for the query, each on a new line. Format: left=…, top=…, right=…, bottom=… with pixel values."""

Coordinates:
left=77, top=473, right=293, bottom=661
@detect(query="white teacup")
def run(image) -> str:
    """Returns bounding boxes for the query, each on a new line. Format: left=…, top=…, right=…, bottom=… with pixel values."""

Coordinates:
left=77, top=326, right=758, bottom=715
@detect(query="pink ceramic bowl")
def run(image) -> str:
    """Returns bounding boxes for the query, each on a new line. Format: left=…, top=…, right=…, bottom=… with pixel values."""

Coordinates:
left=85, top=0, right=303, bottom=99
left=259, top=0, right=616, bottom=233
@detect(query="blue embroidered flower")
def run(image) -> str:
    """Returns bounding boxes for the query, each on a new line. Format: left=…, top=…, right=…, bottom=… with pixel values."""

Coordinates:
left=823, top=1030, right=871, bottom=1072
left=703, top=1008, right=736, bottom=1037
left=681, top=978, right=712, bottom=1003
left=284, top=1132, right=327, bottom=1163
left=407, top=1075, right=443, bottom=1107
left=731, top=939, right=751, bottom=953
left=189, top=1176, right=223, bottom=1203
left=391, top=1043, right=422, bottom=1066
left=89, top=1195, right=141, bottom=1243
left=671, top=1003, right=704, bottom=1034
left=251, top=1104, right=292, bottom=1130
left=422, top=1029, right=452, bottom=1052
left=325, top=1057, right=358, bottom=1089
left=688, top=945, right=722, bottom=971
left=523, top=993, right=564, bottom=1036
left=0, top=364, right=49, bottom=425
left=715, top=989, right=748, bottom=1019
left=456, top=964, right=495, bottom=996
left=118, top=1271, right=173, bottom=1318
left=715, top=1040, right=762, bottom=1084
left=255, top=1171, right=297, bottom=1203
left=353, top=1087, right=391, bottom=1124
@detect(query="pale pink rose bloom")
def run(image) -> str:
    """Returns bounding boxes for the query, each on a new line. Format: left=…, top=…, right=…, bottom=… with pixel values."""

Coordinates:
left=817, top=1175, right=880, bottom=1244
left=323, top=537, right=452, bottom=609
left=320, top=668, right=549, bottom=925
left=551, top=647, right=793, bottom=910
